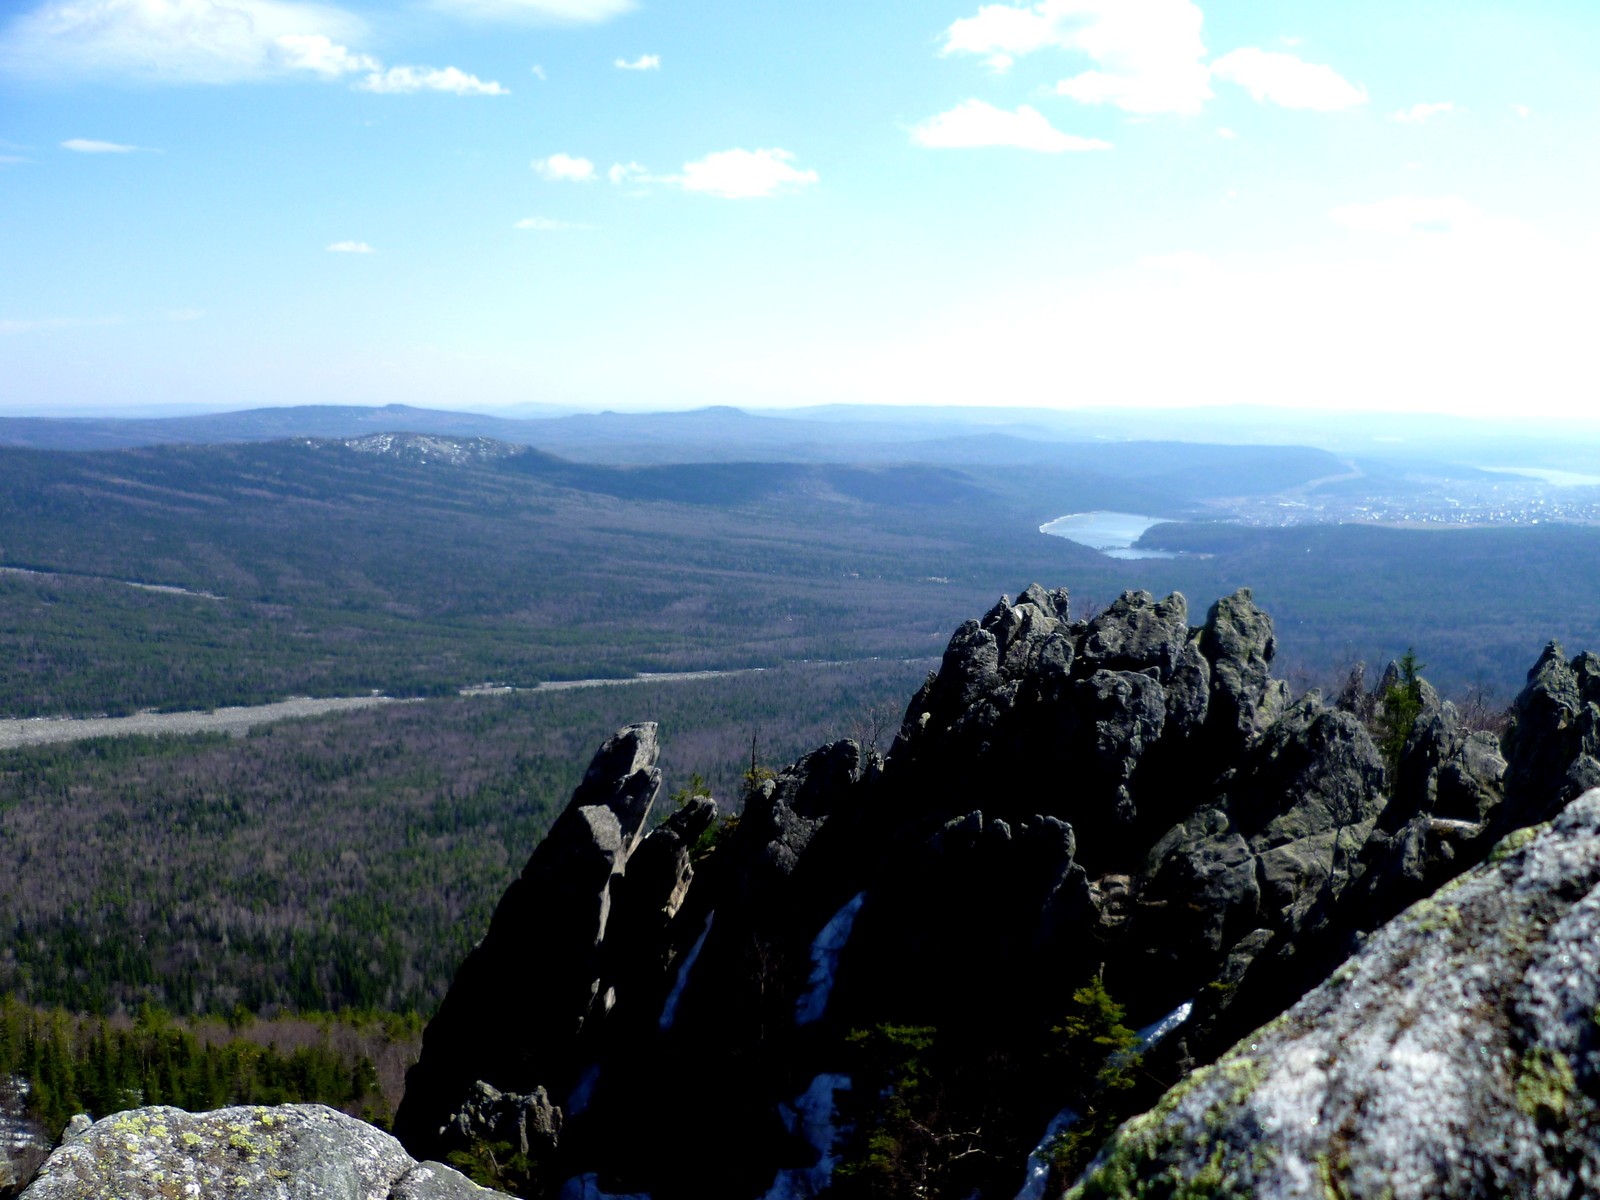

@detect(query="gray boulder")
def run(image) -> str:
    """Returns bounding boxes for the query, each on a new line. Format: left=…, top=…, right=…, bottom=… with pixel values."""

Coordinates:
left=19, top=1105, right=499, bottom=1200
left=1071, top=789, right=1600, bottom=1200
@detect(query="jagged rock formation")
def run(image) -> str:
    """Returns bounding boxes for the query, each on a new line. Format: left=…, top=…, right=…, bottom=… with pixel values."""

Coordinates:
left=1070, top=787, right=1600, bottom=1200
left=395, top=586, right=1599, bottom=1200
left=18, top=1104, right=497, bottom=1199
left=393, top=724, right=717, bottom=1166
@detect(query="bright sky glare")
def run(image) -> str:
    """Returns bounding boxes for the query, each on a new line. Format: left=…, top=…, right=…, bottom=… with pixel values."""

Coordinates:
left=2, top=0, right=1599, bottom=418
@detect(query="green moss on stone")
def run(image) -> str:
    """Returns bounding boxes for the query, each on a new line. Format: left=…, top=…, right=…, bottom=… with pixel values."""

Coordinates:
left=1515, top=1049, right=1577, bottom=1126
left=1488, top=821, right=1552, bottom=866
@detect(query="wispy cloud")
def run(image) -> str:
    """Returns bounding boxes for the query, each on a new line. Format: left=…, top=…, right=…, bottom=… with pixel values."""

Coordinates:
left=326, top=240, right=374, bottom=253
left=3, top=0, right=502, bottom=94
left=1388, top=101, right=1454, bottom=124
left=1, top=315, right=124, bottom=334
left=61, top=137, right=142, bottom=153
left=533, top=153, right=597, bottom=182
left=1210, top=47, right=1366, bottom=110
left=425, top=0, right=633, bottom=22
left=514, top=216, right=593, bottom=230
left=1514, top=104, right=1532, bottom=119
left=530, top=64, right=547, bottom=80
left=358, top=66, right=507, bottom=94
left=614, top=53, right=658, bottom=70
left=910, top=100, right=1111, bottom=153
left=2, top=0, right=371, bottom=84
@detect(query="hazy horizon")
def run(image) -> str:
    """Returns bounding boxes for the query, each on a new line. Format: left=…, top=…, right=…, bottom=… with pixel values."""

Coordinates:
left=4, top=0, right=1600, bottom=418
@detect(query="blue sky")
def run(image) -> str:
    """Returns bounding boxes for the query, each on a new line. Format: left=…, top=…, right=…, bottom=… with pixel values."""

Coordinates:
left=2, top=0, right=1599, bottom=418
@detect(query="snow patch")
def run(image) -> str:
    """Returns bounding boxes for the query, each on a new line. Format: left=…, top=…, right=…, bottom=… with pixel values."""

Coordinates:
left=659, top=911, right=714, bottom=1031
left=795, top=893, right=866, bottom=1025
left=762, top=1074, right=853, bottom=1200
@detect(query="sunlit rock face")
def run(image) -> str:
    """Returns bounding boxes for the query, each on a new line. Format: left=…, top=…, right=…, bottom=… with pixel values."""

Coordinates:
left=1071, top=788, right=1600, bottom=1200
left=19, top=1104, right=496, bottom=1200
left=387, top=585, right=1596, bottom=1200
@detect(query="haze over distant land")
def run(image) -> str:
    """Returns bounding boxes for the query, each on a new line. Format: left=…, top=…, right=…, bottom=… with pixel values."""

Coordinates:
left=3, top=2, right=1599, bottom=418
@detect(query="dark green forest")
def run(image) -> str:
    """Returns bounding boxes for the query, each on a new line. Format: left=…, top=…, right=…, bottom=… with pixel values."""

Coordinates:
left=0, top=661, right=924, bottom=1018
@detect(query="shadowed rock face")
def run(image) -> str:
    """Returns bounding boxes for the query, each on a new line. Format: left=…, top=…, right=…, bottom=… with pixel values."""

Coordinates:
left=19, top=1105, right=495, bottom=1200
left=394, top=724, right=692, bottom=1162
left=1070, top=789, right=1600, bottom=1200
left=391, top=586, right=1598, bottom=1200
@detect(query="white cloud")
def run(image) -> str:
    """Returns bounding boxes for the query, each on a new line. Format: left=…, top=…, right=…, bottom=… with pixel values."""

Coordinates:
left=942, top=0, right=1213, bottom=115
left=61, top=138, right=140, bottom=152
left=358, top=65, right=506, bottom=94
left=0, top=0, right=375, bottom=84
left=326, top=240, right=374, bottom=252
left=614, top=53, right=658, bottom=70
left=0, top=155, right=31, bottom=165
left=1216, top=126, right=1236, bottom=139
left=274, top=31, right=375, bottom=77
left=1210, top=47, right=1366, bottom=110
left=426, top=0, right=632, bottom=22
left=530, top=64, right=546, bottom=80
left=534, top=153, right=596, bottom=182
left=1388, top=101, right=1453, bottom=124
left=910, top=99, right=1111, bottom=152
left=677, top=148, right=817, bottom=199
left=608, top=160, right=648, bottom=184
left=514, top=216, right=593, bottom=230
left=1514, top=104, right=1531, bottom=119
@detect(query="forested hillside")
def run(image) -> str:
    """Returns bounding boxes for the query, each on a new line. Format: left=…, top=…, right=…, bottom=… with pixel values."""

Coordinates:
left=0, top=661, right=923, bottom=1017
left=2, top=437, right=1598, bottom=718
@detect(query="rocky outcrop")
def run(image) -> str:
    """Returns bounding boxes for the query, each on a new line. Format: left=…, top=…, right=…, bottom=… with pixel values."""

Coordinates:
left=19, top=1105, right=497, bottom=1200
left=395, top=584, right=1600, bottom=1200
left=1070, top=789, right=1600, bottom=1200
left=1500, top=643, right=1600, bottom=829
left=394, top=723, right=725, bottom=1164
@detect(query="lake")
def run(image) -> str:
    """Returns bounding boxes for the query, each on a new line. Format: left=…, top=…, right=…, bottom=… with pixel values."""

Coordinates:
left=1038, top=511, right=1179, bottom=559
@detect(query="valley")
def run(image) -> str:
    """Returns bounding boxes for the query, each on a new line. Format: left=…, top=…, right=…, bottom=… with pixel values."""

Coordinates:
left=3, top=406, right=1600, bottom=1196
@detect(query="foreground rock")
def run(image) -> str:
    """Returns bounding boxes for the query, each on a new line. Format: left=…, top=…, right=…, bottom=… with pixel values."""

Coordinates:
left=1071, top=788, right=1600, bottom=1200
left=19, top=1104, right=499, bottom=1200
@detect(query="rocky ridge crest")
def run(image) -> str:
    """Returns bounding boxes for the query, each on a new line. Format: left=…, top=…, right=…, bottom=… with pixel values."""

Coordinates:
left=390, top=584, right=1589, bottom=1198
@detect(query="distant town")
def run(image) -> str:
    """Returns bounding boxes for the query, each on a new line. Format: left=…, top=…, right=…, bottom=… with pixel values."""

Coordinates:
left=1219, top=471, right=1600, bottom=529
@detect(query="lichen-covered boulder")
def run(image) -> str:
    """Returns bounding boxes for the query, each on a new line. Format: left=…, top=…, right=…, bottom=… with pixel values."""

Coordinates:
left=1069, top=788, right=1600, bottom=1200
left=19, top=1104, right=499, bottom=1200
